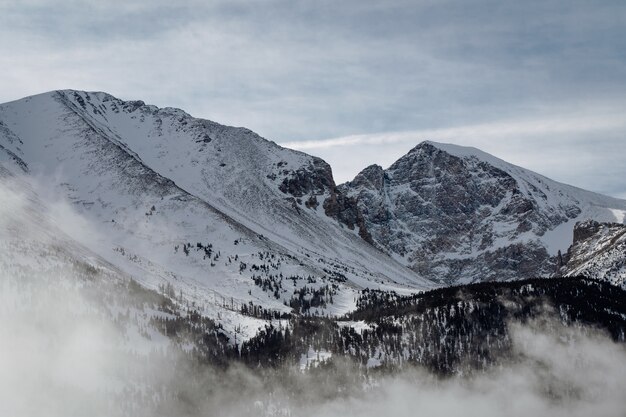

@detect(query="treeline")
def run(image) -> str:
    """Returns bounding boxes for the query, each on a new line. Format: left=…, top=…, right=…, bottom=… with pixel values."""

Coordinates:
left=143, top=275, right=626, bottom=376
left=188, top=277, right=626, bottom=375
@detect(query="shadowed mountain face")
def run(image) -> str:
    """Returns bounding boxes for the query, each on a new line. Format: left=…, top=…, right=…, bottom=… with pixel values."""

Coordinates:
left=560, top=220, right=626, bottom=287
left=340, top=141, right=626, bottom=284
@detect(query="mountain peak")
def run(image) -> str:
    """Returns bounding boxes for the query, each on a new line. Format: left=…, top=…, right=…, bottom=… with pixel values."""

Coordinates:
left=342, top=139, right=626, bottom=283
left=346, top=164, right=385, bottom=190
left=408, top=140, right=510, bottom=168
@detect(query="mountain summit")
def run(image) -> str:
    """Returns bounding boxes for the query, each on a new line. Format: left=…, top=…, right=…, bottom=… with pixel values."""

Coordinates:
left=340, top=141, right=626, bottom=283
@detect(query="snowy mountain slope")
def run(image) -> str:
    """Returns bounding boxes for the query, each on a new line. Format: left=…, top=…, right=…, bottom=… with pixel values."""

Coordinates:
left=340, top=141, right=626, bottom=284
left=0, top=161, right=274, bottom=343
left=0, top=172, right=243, bottom=416
left=50, top=90, right=377, bottom=261
left=0, top=90, right=434, bottom=333
left=560, top=220, right=626, bottom=287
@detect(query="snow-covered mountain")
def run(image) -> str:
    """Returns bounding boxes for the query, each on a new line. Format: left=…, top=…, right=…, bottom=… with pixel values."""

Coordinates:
left=340, top=141, right=626, bottom=284
left=0, top=90, right=433, bottom=340
left=5, top=173, right=626, bottom=416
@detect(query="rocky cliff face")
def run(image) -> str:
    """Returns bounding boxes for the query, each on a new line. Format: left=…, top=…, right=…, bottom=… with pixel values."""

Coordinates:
left=560, top=220, right=626, bottom=287
left=340, top=141, right=626, bottom=284
left=276, top=155, right=371, bottom=242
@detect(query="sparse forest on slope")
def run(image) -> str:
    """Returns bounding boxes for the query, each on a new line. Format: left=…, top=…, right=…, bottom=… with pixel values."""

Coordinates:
left=232, top=277, right=626, bottom=374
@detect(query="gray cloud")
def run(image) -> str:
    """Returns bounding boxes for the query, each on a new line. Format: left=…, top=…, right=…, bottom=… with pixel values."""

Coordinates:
left=1, top=0, right=625, bottom=197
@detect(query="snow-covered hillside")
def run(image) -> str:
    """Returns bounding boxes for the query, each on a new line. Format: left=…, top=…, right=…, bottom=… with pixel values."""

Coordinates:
left=0, top=90, right=433, bottom=340
left=340, top=141, right=626, bottom=284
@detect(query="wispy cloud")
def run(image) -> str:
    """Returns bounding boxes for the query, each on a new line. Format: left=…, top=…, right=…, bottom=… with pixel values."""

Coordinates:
left=282, top=111, right=626, bottom=151
left=282, top=109, right=626, bottom=198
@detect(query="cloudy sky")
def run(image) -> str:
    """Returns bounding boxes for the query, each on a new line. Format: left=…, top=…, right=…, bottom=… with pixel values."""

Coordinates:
left=1, top=0, right=625, bottom=197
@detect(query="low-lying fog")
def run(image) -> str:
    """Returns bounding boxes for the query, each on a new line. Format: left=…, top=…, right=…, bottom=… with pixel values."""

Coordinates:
left=1, top=177, right=626, bottom=417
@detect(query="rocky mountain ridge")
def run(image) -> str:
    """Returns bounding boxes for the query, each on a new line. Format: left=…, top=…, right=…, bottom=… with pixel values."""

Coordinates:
left=340, top=141, right=626, bottom=284
left=4, top=91, right=626, bottom=417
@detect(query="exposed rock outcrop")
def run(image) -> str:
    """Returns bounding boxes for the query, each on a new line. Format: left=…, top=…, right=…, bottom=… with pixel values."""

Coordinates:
left=560, top=220, right=626, bottom=287
left=340, top=141, right=624, bottom=284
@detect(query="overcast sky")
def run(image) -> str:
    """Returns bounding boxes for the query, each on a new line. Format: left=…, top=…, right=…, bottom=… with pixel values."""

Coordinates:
left=1, top=0, right=625, bottom=197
